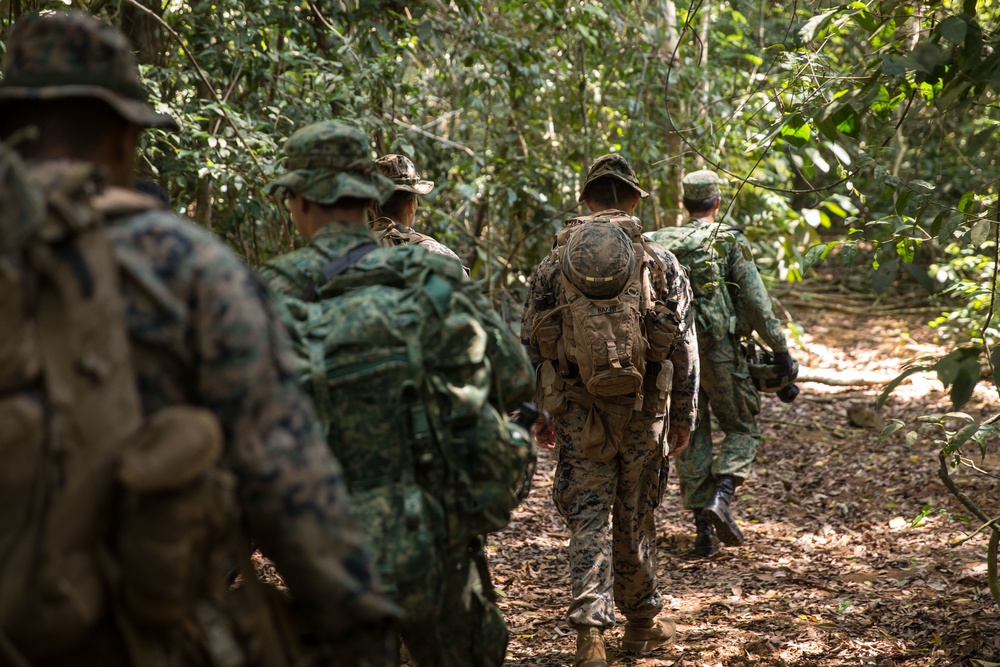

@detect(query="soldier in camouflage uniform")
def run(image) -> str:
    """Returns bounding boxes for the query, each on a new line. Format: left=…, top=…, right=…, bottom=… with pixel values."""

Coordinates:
left=521, top=155, right=699, bottom=667
left=370, top=153, right=464, bottom=265
left=259, top=121, right=534, bottom=667
left=646, top=170, right=797, bottom=556
left=0, top=11, right=397, bottom=666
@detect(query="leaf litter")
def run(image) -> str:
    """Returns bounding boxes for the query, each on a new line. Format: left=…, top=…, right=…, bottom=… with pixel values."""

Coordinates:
left=491, top=295, right=1000, bottom=666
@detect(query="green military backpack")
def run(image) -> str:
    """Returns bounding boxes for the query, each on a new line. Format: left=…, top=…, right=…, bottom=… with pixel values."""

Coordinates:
left=279, top=243, right=535, bottom=609
left=645, top=223, right=739, bottom=343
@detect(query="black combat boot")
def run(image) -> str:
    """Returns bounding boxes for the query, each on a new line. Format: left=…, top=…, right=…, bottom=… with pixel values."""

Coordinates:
left=702, top=475, right=744, bottom=546
left=692, top=510, right=720, bottom=556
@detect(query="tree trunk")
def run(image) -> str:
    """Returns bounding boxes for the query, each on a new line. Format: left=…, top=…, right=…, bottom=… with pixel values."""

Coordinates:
left=120, top=0, right=164, bottom=65
left=660, top=0, right=683, bottom=228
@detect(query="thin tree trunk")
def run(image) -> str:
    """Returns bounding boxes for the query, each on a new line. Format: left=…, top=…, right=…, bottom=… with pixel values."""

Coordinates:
left=661, top=0, right=683, bottom=228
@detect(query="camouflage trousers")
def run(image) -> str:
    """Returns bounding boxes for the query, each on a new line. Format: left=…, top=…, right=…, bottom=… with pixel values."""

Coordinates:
left=401, top=548, right=507, bottom=667
left=676, top=334, right=761, bottom=509
left=552, top=399, right=667, bottom=629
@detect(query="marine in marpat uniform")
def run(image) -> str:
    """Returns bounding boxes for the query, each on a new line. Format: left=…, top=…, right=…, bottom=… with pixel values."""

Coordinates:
left=521, top=154, right=700, bottom=667
left=259, top=121, right=535, bottom=667
left=646, top=169, right=799, bottom=556
left=370, top=153, right=464, bottom=265
left=0, top=11, right=397, bottom=666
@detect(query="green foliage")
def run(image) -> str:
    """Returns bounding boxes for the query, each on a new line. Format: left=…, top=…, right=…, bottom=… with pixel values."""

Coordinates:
left=1, top=0, right=998, bottom=408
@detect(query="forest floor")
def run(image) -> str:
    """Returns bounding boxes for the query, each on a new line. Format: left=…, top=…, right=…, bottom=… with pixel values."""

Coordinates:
left=490, top=282, right=1000, bottom=667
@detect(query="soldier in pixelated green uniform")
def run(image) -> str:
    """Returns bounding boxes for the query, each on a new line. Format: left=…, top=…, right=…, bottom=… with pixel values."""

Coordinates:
left=521, top=154, right=700, bottom=667
left=646, top=170, right=798, bottom=556
left=259, top=120, right=534, bottom=667
left=0, top=11, right=397, bottom=666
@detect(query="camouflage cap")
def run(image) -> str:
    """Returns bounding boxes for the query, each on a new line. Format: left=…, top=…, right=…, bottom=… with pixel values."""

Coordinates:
left=263, top=121, right=394, bottom=206
left=0, top=11, right=176, bottom=130
left=682, top=169, right=721, bottom=200
left=374, top=154, right=434, bottom=195
left=579, top=153, right=649, bottom=202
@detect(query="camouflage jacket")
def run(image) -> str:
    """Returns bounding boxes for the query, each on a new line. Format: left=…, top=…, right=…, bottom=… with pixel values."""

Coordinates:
left=520, top=226, right=700, bottom=432
left=686, top=217, right=787, bottom=353
left=259, top=221, right=533, bottom=410
left=106, top=208, right=397, bottom=641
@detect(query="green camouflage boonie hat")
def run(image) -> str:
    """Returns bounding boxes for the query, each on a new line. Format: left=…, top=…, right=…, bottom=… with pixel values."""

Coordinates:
left=682, top=169, right=721, bottom=200
left=263, top=121, right=394, bottom=206
left=0, top=11, right=176, bottom=129
left=562, top=222, right=636, bottom=299
left=579, top=153, right=649, bottom=202
left=374, top=154, right=434, bottom=195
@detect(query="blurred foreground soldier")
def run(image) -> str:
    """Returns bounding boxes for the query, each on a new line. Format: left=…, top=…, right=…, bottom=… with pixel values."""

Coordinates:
left=0, top=11, right=396, bottom=667
left=370, top=153, right=463, bottom=264
left=645, top=169, right=798, bottom=557
left=259, top=121, right=536, bottom=667
left=521, top=154, right=699, bottom=667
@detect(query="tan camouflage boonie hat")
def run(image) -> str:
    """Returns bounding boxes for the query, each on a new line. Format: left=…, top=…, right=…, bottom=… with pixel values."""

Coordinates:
left=562, top=222, right=636, bottom=298
left=0, top=11, right=176, bottom=129
left=579, top=153, right=649, bottom=202
left=374, top=154, right=434, bottom=195
left=682, top=169, right=721, bottom=200
left=264, top=121, right=394, bottom=206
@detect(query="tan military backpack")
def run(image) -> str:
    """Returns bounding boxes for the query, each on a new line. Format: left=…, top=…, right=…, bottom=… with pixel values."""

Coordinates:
left=534, top=211, right=678, bottom=407
left=0, top=151, right=145, bottom=660
left=0, top=150, right=299, bottom=667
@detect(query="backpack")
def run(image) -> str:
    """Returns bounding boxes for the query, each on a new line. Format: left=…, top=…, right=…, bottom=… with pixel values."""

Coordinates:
left=278, top=243, right=535, bottom=606
left=533, top=211, right=678, bottom=410
left=0, top=153, right=301, bottom=667
left=0, top=155, right=146, bottom=659
left=644, top=222, right=738, bottom=343
left=373, top=217, right=438, bottom=249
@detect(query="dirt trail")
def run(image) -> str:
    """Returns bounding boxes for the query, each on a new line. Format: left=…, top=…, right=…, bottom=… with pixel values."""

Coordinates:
left=492, top=295, right=1000, bottom=666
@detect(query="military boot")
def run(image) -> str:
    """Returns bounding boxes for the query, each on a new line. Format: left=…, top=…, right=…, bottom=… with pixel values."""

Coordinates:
left=692, top=509, right=721, bottom=556
left=621, top=617, right=677, bottom=655
left=573, top=627, right=607, bottom=667
left=702, top=474, right=744, bottom=546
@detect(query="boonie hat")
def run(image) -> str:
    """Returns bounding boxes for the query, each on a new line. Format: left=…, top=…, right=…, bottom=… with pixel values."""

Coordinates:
left=562, top=222, right=636, bottom=299
left=374, top=154, right=434, bottom=195
left=682, top=169, right=721, bottom=200
left=264, top=121, right=394, bottom=206
left=0, top=11, right=176, bottom=129
left=579, top=154, right=649, bottom=202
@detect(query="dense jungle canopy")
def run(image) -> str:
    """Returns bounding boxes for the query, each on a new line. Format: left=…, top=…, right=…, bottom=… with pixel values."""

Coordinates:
left=3, top=1, right=1000, bottom=662
left=1, top=0, right=998, bottom=509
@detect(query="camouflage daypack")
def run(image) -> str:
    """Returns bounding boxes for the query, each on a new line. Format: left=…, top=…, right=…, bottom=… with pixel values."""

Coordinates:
left=279, top=243, right=535, bottom=606
left=645, top=222, right=738, bottom=343
left=533, top=211, right=678, bottom=410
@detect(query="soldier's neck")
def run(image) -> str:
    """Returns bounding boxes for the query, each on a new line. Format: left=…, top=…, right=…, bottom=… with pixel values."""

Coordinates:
left=297, top=206, right=368, bottom=241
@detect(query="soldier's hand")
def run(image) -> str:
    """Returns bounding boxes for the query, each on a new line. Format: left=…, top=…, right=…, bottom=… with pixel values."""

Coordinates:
left=667, top=429, right=690, bottom=456
left=534, top=418, right=556, bottom=450
left=773, top=350, right=795, bottom=378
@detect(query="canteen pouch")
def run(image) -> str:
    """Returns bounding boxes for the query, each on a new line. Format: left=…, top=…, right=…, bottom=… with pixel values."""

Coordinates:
left=644, top=304, right=680, bottom=363
left=533, top=311, right=563, bottom=360
left=537, top=360, right=567, bottom=416
left=641, top=360, right=673, bottom=415
left=116, top=406, right=231, bottom=627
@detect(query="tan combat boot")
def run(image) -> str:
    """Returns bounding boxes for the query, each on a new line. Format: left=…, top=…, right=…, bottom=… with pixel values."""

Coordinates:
left=574, top=627, right=607, bottom=667
left=621, top=616, right=677, bottom=655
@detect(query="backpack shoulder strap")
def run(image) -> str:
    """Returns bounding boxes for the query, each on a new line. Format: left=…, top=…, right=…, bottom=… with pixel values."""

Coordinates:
left=320, top=242, right=379, bottom=281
